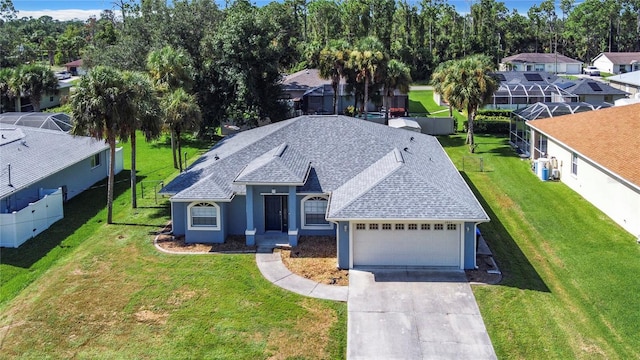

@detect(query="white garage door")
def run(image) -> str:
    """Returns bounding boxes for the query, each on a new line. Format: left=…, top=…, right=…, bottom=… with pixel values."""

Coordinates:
left=352, top=222, right=461, bottom=267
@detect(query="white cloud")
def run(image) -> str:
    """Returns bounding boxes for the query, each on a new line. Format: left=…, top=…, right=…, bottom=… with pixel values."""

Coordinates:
left=17, top=9, right=103, bottom=21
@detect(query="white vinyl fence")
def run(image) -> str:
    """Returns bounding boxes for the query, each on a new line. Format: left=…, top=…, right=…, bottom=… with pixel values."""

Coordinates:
left=0, top=188, right=64, bottom=248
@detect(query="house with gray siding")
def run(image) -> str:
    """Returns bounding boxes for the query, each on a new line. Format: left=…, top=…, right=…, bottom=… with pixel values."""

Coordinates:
left=161, top=115, right=489, bottom=269
left=0, top=124, right=124, bottom=248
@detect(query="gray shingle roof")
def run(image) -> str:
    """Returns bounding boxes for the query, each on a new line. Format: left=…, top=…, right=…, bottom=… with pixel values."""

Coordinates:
left=0, top=125, right=108, bottom=199
left=162, top=116, right=488, bottom=221
left=234, top=143, right=310, bottom=185
left=282, top=69, right=329, bottom=91
left=501, top=53, right=582, bottom=64
left=553, top=78, right=629, bottom=96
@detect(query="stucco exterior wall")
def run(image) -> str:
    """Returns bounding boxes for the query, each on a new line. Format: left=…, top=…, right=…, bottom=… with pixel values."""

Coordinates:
left=546, top=139, right=640, bottom=237
left=1, top=148, right=112, bottom=213
left=593, top=57, right=614, bottom=73
left=336, top=221, right=350, bottom=269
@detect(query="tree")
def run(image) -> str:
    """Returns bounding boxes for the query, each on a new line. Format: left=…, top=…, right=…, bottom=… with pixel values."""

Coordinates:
left=162, top=88, right=202, bottom=172
left=0, top=67, right=13, bottom=112
left=431, top=59, right=455, bottom=117
left=71, top=66, right=130, bottom=223
left=381, top=59, right=411, bottom=124
left=432, top=55, right=497, bottom=152
left=318, top=39, right=350, bottom=114
left=146, top=46, right=194, bottom=169
left=10, top=64, right=57, bottom=112
left=348, top=36, right=386, bottom=120
left=122, top=71, right=162, bottom=208
left=146, top=45, right=193, bottom=93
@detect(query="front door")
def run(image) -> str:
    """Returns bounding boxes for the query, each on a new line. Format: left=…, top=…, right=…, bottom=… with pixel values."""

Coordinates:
left=265, top=195, right=288, bottom=231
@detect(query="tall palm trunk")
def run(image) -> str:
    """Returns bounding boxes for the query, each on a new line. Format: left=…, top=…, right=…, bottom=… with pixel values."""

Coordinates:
left=466, top=105, right=476, bottom=151
left=363, top=75, right=369, bottom=120
left=176, top=129, right=183, bottom=172
left=332, top=74, right=339, bottom=115
left=171, top=131, right=178, bottom=169
left=384, top=87, right=390, bottom=125
left=130, top=131, right=137, bottom=208
left=107, top=135, right=116, bottom=224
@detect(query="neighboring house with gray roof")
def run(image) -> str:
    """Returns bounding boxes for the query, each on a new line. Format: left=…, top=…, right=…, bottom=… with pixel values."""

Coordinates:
left=281, top=69, right=408, bottom=116
left=161, top=115, right=489, bottom=269
left=499, top=53, right=583, bottom=74
left=553, top=78, right=629, bottom=103
left=592, top=52, right=640, bottom=74
left=0, top=125, right=124, bottom=248
left=607, top=70, right=640, bottom=97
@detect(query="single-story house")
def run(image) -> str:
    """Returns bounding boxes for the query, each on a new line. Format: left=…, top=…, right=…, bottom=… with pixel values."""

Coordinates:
left=591, top=52, right=640, bottom=74
left=510, top=102, right=611, bottom=157
left=499, top=53, right=583, bottom=74
left=0, top=120, right=124, bottom=248
left=64, top=59, right=86, bottom=76
left=553, top=78, right=629, bottom=103
left=2, top=81, right=72, bottom=113
left=607, top=70, right=640, bottom=96
left=526, top=104, right=640, bottom=238
left=161, top=115, right=489, bottom=269
left=281, top=69, right=408, bottom=116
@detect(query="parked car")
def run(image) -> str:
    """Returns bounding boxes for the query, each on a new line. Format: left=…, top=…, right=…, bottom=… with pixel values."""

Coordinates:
left=583, top=66, right=600, bottom=76
left=55, top=71, right=71, bottom=80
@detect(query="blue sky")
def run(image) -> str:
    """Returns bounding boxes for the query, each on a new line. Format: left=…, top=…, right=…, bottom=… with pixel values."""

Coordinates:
left=13, top=0, right=561, bottom=21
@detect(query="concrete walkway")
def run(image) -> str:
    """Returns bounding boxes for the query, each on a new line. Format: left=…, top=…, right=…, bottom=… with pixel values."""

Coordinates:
left=347, top=268, right=496, bottom=360
left=255, top=250, right=348, bottom=302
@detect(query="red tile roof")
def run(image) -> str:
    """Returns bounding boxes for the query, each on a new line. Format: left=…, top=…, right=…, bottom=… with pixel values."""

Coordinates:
left=64, top=59, right=83, bottom=67
left=528, top=103, right=640, bottom=188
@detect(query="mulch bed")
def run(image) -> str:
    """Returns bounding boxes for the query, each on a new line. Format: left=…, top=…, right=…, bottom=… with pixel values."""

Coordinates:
left=465, top=255, right=502, bottom=285
left=155, top=224, right=256, bottom=253
left=280, top=236, right=349, bottom=286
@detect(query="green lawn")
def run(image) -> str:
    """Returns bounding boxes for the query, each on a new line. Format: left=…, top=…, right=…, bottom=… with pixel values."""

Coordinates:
left=408, top=90, right=467, bottom=129
left=442, top=134, right=640, bottom=359
left=0, top=133, right=346, bottom=359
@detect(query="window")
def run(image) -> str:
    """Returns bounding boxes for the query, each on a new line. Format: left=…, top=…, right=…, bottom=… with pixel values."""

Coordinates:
left=421, top=224, right=431, bottom=230
left=447, top=224, right=457, bottom=230
left=91, top=153, right=100, bottom=168
left=188, top=202, right=220, bottom=230
left=369, top=224, right=378, bottom=230
left=408, top=224, right=418, bottom=230
left=356, top=223, right=366, bottom=230
left=395, top=224, right=405, bottom=230
left=434, top=224, right=444, bottom=230
left=571, top=153, right=578, bottom=175
left=301, top=195, right=331, bottom=228
left=382, top=224, right=392, bottom=230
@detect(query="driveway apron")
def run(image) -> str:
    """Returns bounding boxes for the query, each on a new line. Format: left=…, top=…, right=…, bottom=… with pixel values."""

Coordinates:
left=347, top=268, right=496, bottom=360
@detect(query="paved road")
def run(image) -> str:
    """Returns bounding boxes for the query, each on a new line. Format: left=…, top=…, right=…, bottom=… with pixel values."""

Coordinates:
left=347, top=268, right=496, bottom=360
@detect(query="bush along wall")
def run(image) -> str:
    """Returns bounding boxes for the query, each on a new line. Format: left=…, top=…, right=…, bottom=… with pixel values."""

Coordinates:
left=462, top=109, right=512, bottom=134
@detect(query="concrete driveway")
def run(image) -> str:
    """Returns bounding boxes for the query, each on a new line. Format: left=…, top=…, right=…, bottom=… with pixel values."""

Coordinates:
left=348, top=269, right=496, bottom=360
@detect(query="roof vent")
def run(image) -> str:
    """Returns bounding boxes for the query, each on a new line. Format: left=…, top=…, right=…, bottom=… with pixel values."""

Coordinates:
left=410, top=136, right=415, bottom=142
left=274, top=143, right=288, bottom=157
left=214, top=154, right=219, bottom=160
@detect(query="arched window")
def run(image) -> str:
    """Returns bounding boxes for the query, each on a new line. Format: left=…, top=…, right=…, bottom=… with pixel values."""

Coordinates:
left=301, top=195, right=331, bottom=229
left=188, top=202, right=220, bottom=230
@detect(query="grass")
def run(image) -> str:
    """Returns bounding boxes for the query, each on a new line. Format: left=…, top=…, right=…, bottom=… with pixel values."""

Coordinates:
left=408, top=90, right=467, bottom=129
left=0, top=132, right=347, bottom=359
left=441, top=134, right=640, bottom=358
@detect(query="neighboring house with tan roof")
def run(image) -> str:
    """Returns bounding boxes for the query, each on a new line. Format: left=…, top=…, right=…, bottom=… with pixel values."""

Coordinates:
left=592, top=52, right=640, bottom=74
left=526, top=104, right=640, bottom=238
left=499, top=53, right=583, bottom=74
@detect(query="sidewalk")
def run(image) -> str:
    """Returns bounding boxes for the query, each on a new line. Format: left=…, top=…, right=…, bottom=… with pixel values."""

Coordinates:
left=255, top=249, right=348, bottom=302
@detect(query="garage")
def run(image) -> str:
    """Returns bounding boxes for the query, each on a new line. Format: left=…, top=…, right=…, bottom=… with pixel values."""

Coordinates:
left=351, top=222, right=461, bottom=267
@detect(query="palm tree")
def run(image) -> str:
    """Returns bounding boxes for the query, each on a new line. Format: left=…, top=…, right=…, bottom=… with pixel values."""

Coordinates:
left=318, top=39, right=350, bottom=114
left=122, top=71, right=162, bottom=208
left=382, top=59, right=412, bottom=124
left=10, top=64, right=57, bottom=112
left=162, top=88, right=202, bottom=172
left=146, top=46, right=194, bottom=169
left=70, top=66, right=129, bottom=224
left=431, top=60, right=455, bottom=118
left=435, top=55, right=498, bottom=152
left=0, top=68, right=14, bottom=112
left=146, top=46, right=193, bottom=93
left=348, top=36, right=387, bottom=120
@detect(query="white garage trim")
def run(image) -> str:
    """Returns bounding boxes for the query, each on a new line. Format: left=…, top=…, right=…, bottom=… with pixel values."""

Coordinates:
left=349, top=221, right=463, bottom=268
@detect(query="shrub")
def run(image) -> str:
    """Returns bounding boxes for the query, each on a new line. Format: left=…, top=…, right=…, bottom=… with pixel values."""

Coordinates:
left=463, top=120, right=510, bottom=134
